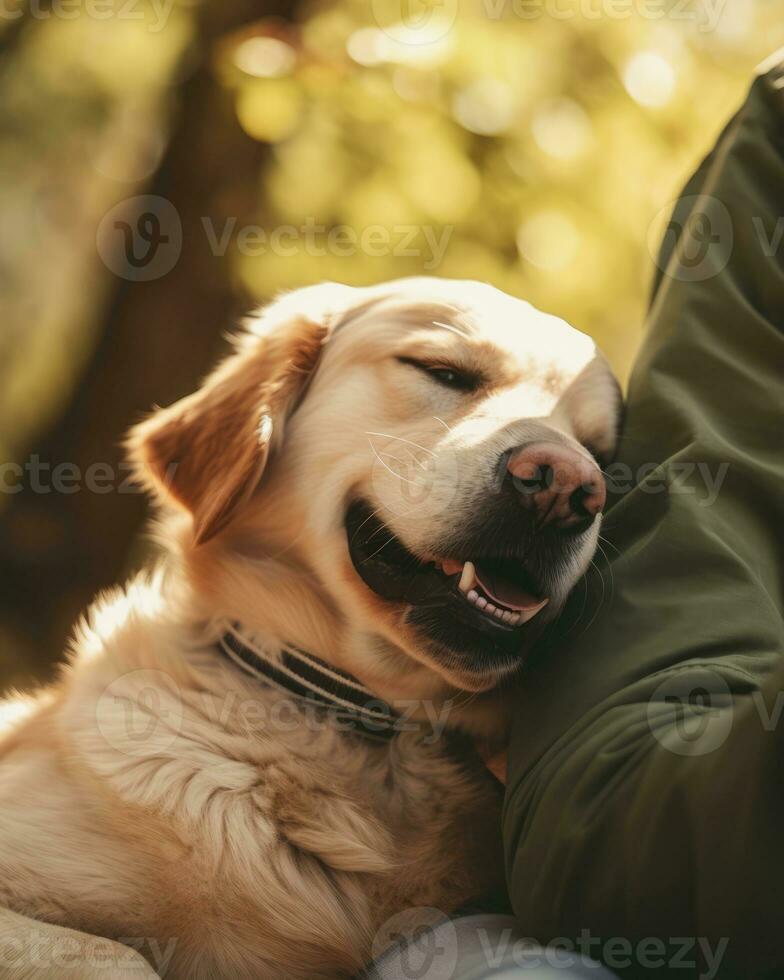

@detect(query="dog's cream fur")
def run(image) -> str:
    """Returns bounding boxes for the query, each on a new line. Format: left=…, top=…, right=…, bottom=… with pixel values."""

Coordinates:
left=0, top=279, right=619, bottom=979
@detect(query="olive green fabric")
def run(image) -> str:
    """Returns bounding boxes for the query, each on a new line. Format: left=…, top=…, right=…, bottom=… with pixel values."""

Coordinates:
left=504, top=64, right=784, bottom=979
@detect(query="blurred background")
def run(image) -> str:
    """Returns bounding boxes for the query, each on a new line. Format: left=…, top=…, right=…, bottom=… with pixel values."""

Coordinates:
left=0, top=0, right=780, bottom=689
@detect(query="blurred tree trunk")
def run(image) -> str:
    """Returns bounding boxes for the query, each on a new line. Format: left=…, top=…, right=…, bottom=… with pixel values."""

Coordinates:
left=0, top=1, right=292, bottom=684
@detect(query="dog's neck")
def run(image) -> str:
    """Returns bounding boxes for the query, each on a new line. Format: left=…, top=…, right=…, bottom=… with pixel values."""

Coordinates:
left=175, top=522, right=511, bottom=741
left=217, top=623, right=401, bottom=742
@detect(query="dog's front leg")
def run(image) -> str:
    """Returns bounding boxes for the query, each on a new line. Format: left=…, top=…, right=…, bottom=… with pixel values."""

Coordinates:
left=0, top=907, right=159, bottom=980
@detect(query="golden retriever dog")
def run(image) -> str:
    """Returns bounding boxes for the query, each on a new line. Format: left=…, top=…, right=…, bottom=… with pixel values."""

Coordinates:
left=0, top=278, right=620, bottom=979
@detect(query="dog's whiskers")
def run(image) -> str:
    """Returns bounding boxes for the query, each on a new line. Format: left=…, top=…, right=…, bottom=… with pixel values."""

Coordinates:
left=562, top=574, right=591, bottom=638
left=431, top=318, right=472, bottom=339
left=366, top=431, right=436, bottom=459
left=594, top=539, right=615, bottom=606
left=362, top=531, right=419, bottom=565
left=597, top=533, right=622, bottom=559
left=578, top=558, right=607, bottom=636
left=351, top=505, right=388, bottom=546
left=367, top=439, right=423, bottom=486
left=397, top=444, right=430, bottom=472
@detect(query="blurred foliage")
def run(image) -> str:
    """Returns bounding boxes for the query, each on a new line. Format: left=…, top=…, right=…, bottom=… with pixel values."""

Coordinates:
left=1, top=0, right=781, bottom=461
left=0, top=0, right=193, bottom=465
left=226, top=0, right=782, bottom=376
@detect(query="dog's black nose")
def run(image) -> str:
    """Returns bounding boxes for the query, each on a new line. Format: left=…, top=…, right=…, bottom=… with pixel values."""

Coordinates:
left=506, top=442, right=606, bottom=529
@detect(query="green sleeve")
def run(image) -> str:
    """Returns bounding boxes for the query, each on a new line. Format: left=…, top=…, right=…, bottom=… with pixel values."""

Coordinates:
left=503, top=62, right=784, bottom=979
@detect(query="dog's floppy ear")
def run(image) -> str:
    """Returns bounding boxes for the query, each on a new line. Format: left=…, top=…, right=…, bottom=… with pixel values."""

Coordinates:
left=128, top=312, right=329, bottom=545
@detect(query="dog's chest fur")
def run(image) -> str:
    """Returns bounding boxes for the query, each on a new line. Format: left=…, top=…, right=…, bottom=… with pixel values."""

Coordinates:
left=0, top=584, right=504, bottom=979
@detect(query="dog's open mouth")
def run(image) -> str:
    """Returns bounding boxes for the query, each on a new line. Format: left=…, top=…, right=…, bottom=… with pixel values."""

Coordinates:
left=444, top=558, right=548, bottom=626
left=344, top=499, right=549, bottom=634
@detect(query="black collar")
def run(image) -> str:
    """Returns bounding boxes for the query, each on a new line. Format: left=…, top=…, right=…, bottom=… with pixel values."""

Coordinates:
left=218, top=623, right=400, bottom=742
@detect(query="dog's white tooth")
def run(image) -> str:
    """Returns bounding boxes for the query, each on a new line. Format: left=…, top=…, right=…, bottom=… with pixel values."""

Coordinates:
left=495, top=609, right=507, bottom=621
left=476, top=596, right=487, bottom=609
left=519, top=598, right=549, bottom=624
left=508, top=613, right=521, bottom=626
left=502, top=611, right=514, bottom=624
left=467, top=589, right=479, bottom=603
left=458, top=561, right=476, bottom=594
left=485, top=602, right=496, bottom=614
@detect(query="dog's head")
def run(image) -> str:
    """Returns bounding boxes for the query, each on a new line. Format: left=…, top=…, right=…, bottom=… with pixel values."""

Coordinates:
left=130, top=279, right=620, bottom=694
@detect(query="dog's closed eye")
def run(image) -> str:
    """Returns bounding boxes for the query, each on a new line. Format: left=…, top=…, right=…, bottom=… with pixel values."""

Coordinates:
left=397, top=357, right=481, bottom=393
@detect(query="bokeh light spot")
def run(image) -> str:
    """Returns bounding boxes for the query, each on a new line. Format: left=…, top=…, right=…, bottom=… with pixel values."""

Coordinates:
left=452, top=79, right=516, bottom=135
left=623, top=51, right=676, bottom=108
left=233, top=37, right=296, bottom=79
left=517, top=211, right=580, bottom=271
left=531, top=98, right=592, bottom=160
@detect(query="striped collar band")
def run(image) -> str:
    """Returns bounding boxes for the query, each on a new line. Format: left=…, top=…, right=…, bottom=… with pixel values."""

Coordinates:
left=218, top=623, right=400, bottom=742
